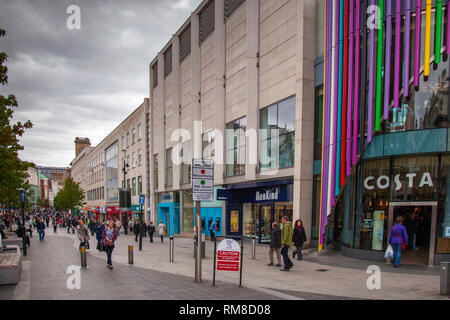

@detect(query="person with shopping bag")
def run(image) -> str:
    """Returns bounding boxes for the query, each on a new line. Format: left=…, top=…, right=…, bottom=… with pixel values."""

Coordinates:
left=388, top=216, right=409, bottom=268
left=76, top=220, right=90, bottom=250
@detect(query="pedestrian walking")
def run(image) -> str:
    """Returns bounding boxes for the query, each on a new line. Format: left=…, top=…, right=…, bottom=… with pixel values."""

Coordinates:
left=27, top=216, right=33, bottom=238
left=141, top=221, right=147, bottom=238
left=128, top=219, right=133, bottom=233
left=158, top=221, right=166, bottom=243
left=147, top=221, right=155, bottom=243
left=389, top=216, right=409, bottom=268
left=37, top=218, right=46, bottom=242
left=280, top=216, right=294, bottom=271
left=76, top=220, right=90, bottom=250
left=133, top=220, right=140, bottom=242
left=46, top=216, right=49, bottom=227
left=94, top=219, right=105, bottom=252
left=292, top=219, right=307, bottom=261
left=116, top=220, right=122, bottom=236
left=52, top=218, right=58, bottom=233
left=268, top=222, right=282, bottom=267
left=209, top=220, right=219, bottom=242
left=102, top=221, right=118, bottom=270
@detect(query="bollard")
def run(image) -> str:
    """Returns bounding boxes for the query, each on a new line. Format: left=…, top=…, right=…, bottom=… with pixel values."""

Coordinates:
left=128, top=245, right=134, bottom=265
left=440, top=262, right=450, bottom=296
left=252, top=236, right=256, bottom=260
left=80, top=245, right=87, bottom=268
left=169, top=236, right=174, bottom=263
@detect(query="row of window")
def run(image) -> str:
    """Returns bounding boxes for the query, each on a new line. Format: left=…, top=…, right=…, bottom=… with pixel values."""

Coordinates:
left=87, top=187, right=105, bottom=201
left=153, top=96, right=296, bottom=189
left=88, top=168, right=104, bottom=187
left=122, top=176, right=143, bottom=196
left=121, top=123, right=143, bottom=150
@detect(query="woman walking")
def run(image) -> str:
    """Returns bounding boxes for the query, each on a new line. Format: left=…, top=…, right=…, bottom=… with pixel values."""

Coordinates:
left=389, top=216, right=409, bottom=268
left=158, top=220, right=166, bottom=243
left=292, top=220, right=307, bottom=261
left=76, top=220, right=90, bottom=250
left=102, top=221, right=118, bottom=270
left=52, top=217, right=58, bottom=233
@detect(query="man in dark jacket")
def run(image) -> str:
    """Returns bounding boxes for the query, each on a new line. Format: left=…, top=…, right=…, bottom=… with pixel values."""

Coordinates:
left=268, top=222, right=282, bottom=267
left=37, top=218, right=46, bottom=242
left=147, top=222, right=156, bottom=243
left=292, top=220, right=307, bottom=261
left=94, top=219, right=105, bottom=251
left=133, top=220, right=140, bottom=242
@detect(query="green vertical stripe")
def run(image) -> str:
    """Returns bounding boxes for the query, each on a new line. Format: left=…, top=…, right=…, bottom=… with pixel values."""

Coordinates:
left=435, top=0, right=443, bottom=64
left=375, top=0, right=384, bottom=132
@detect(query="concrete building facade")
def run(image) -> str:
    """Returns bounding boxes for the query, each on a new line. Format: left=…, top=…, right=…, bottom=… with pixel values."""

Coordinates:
left=149, top=0, right=317, bottom=242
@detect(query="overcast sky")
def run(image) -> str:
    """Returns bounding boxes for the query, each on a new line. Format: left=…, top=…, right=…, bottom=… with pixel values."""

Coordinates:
left=0, top=0, right=202, bottom=167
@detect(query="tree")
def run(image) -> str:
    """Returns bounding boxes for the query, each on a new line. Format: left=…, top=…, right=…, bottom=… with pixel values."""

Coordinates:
left=0, top=29, right=33, bottom=209
left=36, top=196, right=51, bottom=209
left=55, top=177, right=85, bottom=211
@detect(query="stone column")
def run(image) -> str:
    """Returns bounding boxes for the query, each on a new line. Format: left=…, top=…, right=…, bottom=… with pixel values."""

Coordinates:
left=172, top=36, right=182, bottom=191
left=157, top=53, right=166, bottom=191
left=191, top=14, right=202, bottom=160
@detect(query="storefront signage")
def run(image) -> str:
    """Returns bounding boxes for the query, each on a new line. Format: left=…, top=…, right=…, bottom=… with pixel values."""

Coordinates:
left=160, top=193, right=172, bottom=201
left=364, top=172, right=434, bottom=191
left=217, top=189, right=229, bottom=201
left=216, top=239, right=240, bottom=272
left=255, top=188, right=280, bottom=202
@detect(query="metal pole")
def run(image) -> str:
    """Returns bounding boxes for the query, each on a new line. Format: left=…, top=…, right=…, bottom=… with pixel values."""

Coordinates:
left=239, top=236, right=243, bottom=288
left=128, top=245, right=134, bottom=265
left=139, top=204, right=143, bottom=251
left=169, top=236, right=174, bottom=262
left=80, top=245, right=87, bottom=268
left=212, top=236, right=217, bottom=286
left=252, top=236, right=256, bottom=260
left=195, top=201, right=202, bottom=282
left=22, top=202, right=27, bottom=256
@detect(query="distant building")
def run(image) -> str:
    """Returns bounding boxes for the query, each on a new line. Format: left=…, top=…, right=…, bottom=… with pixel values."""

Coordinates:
left=75, top=137, right=91, bottom=157
left=27, top=166, right=41, bottom=208
left=36, top=166, right=71, bottom=186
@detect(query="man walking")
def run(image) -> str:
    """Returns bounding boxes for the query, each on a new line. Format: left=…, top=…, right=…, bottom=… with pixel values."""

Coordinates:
left=280, top=216, right=293, bottom=271
left=268, top=222, right=282, bottom=267
left=147, top=221, right=155, bottom=243
left=37, top=218, right=46, bottom=242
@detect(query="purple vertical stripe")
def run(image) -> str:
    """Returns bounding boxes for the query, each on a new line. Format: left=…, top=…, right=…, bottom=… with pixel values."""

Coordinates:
left=346, top=0, right=354, bottom=176
left=353, top=0, right=360, bottom=166
left=393, top=0, right=401, bottom=108
left=331, top=0, right=340, bottom=208
left=384, top=0, right=393, bottom=120
left=367, top=0, right=375, bottom=143
left=404, top=0, right=411, bottom=97
left=414, top=0, right=422, bottom=87
left=447, top=0, right=450, bottom=54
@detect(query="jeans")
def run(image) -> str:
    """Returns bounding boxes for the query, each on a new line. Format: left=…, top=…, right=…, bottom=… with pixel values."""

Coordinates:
left=38, top=230, right=45, bottom=241
left=149, top=233, right=153, bottom=243
left=105, top=246, right=114, bottom=266
left=392, top=243, right=403, bottom=266
left=281, top=245, right=293, bottom=269
left=269, top=247, right=281, bottom=265
left=293, top=247, right=303, bottom=260
left=160, top=235, right=164, bottom=243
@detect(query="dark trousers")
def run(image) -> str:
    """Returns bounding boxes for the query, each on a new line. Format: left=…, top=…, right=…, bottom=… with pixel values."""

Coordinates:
left=135, top=234, right=139, bottom=242
left=160, top=235, right=163, bottom=243
left=281, top=245, right=293, bottom=269
left=149, top=233, right=153, bottom=243
left=210, top=230, right=216, bottom=242
left=105, top=246, right=114, bottom=265
left=293, top=246, right=303, bottom=260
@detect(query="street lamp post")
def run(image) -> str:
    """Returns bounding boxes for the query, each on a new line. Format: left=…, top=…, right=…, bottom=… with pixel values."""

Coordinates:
left=18, top=188, right=27, bottom=256
left=122, top=158, right=130, bottom=235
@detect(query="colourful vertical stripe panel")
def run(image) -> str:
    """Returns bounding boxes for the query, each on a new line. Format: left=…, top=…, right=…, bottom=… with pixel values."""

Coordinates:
left=424, top=0, right=432, bottom=77
left=335, top=0, right=344, bottom=197
left=346, top=0, right=354, bottom=176
left=404, top=0, right=411, bottom=97
left=375, top=0, right=384, bottom=131
left=447, top=0, right=450, bottom=54
left=393, top=0, right=401, bottom=108
left=341, top=0, right=349, bottom=187
left=435, top=0, right=443, bottom=64
left=414, top=0, right=422, bottom=87
left=352, top=0, right=360, bottom=166
left=384, top=0, right=393, bottom=119
left=331, top=0, right=340, bottom=205
left=368, top=0, right=376, bottom=142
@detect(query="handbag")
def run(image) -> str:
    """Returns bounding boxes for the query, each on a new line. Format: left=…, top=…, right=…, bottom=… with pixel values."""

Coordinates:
left=394, top=227, right=406, bottom=251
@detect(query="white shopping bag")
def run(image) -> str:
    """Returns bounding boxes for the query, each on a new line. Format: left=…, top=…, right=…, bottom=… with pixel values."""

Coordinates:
left=385, top=244, right=393, bottom=259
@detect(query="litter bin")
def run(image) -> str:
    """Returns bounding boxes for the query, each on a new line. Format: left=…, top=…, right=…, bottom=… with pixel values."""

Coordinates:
left=440, top=262, right=450, bottom=296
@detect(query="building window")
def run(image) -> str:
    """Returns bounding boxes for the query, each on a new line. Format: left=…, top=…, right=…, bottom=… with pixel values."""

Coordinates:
left=181, top=140, right=191, bottom=185
left=199, top=0, right=215, bottom=44
left=137, top=123, right=142, bottom=140
left=132, top=177, right=136, bottom=196
left=166, top=148, right=173, bottom=188
left=105, top=142, right=119, bottom=202
left=164, top=45, right=173, bottom=77
left=132, top=152, right=137, bottom=168
left=153, top=154, right=159, bottom=190
left=138, top=149, right=143, bottom=166
left=127, top=179, right=130, bottom=189
left=152, top=62, right=158, bottom=88
left=180, top=24, right=191, bottom=63
left=202, top=130, right=215, bottom=160
left=126, top=133, right=130, bottom=148
left=314, top=85, right=323, bottom=161
left=224, top=0, right=246, bottom=20
left=122, top=180, right=125, bottom=189
left=132, top=128, right=136, bottom=144
left=138, top=176, right=142, bottom=195
left=226, top=117, right=246, bottom=177
left=260, top=96, right=296, bottom=171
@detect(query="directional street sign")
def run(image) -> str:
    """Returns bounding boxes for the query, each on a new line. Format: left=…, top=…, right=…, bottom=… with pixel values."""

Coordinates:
left=20, top=191, right=26, bottom=204
left=139, top=194, right=145, bottom=205
left=192, top=159, right=214, bottom=202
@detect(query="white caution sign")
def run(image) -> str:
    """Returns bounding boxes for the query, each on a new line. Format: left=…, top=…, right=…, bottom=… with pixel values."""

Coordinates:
left=192, top=159, right=214, bottom=202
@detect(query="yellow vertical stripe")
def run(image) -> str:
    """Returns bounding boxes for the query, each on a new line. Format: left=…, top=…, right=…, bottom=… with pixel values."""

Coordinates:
left=424, top=0, right=432, bottom=76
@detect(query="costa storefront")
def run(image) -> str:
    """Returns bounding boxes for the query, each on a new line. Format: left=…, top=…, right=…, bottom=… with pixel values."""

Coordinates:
left=313, top=0, right=450, bottom=265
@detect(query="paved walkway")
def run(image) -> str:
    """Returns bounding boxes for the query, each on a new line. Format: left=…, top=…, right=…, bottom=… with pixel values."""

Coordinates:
left=1, top=227, right=448, bottom=300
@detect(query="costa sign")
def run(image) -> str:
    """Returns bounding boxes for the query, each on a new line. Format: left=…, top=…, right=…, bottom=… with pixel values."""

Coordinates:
left=364, top=172, right=434, bottom=191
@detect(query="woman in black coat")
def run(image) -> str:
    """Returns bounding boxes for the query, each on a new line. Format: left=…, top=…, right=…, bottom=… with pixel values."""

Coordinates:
left=292, top=219, right=307, bottom=261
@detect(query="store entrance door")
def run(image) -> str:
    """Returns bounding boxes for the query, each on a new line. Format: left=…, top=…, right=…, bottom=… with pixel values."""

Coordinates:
left=388, top=202, right=438, bottom=266
left=258, top=204, right=272, bottom=243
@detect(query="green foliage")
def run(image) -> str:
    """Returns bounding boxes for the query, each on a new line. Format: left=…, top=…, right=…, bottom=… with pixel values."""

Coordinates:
left=54, top=177, right=85, bottom=211
left=0, top=29, right=33, bottom=208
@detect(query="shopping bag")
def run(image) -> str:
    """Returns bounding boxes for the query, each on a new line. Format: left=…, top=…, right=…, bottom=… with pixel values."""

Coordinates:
left=385, top=245, right=394, bottom=259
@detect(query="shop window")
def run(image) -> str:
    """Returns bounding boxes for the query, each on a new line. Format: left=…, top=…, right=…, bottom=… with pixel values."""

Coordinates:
left=153, top=154, right=159, bottom=190
left=243, top=203, right=257, bottom=237
left=138, top=176, right=142, bottom=195
left=182, top=190, right=194, bottom=233
left=437, top=156, right=450, bottom=253
left=202, top=130, right=215, bottom=161
left=260, top=96, right=295, bottom=171
left=314, top=85, right=323, bottom=161
left=226, top=117, right=246, bottom=177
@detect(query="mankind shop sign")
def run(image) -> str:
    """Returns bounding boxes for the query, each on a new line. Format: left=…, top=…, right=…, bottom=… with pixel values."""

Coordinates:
left=364, top=172, right=434, bottom=191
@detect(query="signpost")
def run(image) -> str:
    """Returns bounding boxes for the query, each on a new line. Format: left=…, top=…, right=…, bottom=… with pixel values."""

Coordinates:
left=192, top=159, right=214, bottom=283
left=139, top=194, right=145, bottom=251
left=20, top=190, right=27, bottom=256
